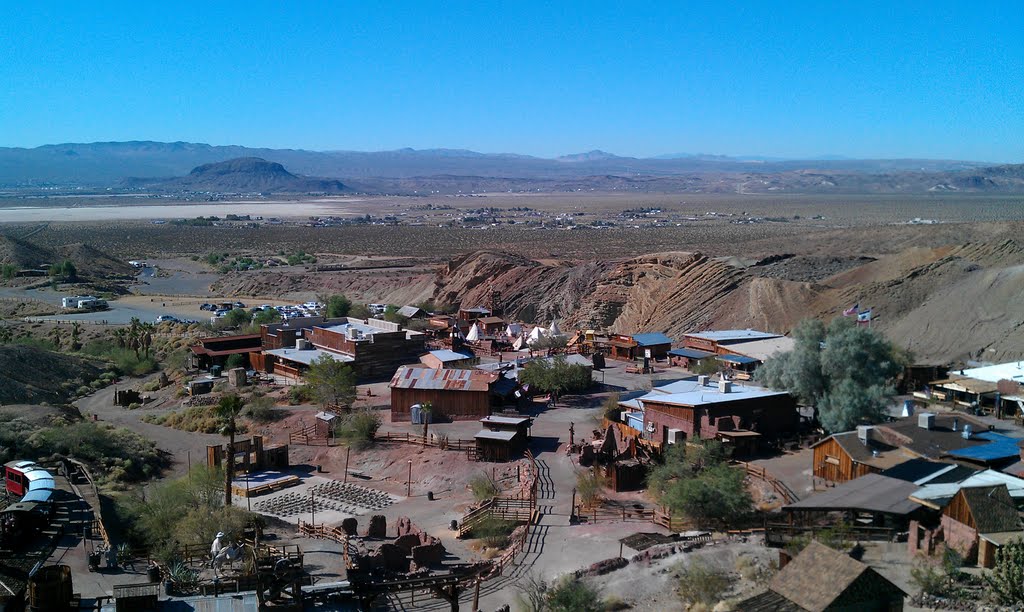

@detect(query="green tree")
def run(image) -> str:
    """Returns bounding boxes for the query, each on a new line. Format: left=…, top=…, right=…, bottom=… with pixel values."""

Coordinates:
left=1, top=264, right=16, bottom=280
left=647, top=439, right=751, bottom=527
left=251, top=308, right=281, bottom=325
left=323, top=294, right=352, bottom=318
left=348, top=303, right=371, bottom=319
left=757, top=317, right=906, bottom=432
left=305, top=355, right=357, bottom=409
left=215, top=394, right=244, bottom=507
left=383, top=305, right=409, bottom=326
left=70, top=321, right=82, bottom=352
left=61, top=259, right=77, bottom=280
left=985, top=538, right=1024, bottom=605
left=519, top=356, right=592, bottom=405
left=221, top=308, right=252, bottom=328
left=691, top=357, right=723, bottom=376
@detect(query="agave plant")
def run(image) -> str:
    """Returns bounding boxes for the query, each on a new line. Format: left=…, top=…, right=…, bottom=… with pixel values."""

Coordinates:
left=168, top=562, right=200, bottom=595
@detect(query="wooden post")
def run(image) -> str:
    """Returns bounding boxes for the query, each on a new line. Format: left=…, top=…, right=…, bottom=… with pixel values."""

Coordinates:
left=472, top=577, right=481, bottom=611
left=343, top=447, right=350, bottom=484
left=407, top=460, right=412, bottom=497
left=310, top=490, right=315, bottom=526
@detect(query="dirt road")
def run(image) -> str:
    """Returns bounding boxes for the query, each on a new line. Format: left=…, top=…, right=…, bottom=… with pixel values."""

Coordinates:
left=74, top=378, right=224, bottom=480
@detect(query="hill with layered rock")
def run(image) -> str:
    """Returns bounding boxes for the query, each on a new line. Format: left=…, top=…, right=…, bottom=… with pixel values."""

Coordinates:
left=431, top=239, right=1024, bottom=365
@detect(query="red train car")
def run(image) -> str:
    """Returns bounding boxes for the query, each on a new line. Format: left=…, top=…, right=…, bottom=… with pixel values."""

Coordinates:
left=4, top=460, right=53, bottom=498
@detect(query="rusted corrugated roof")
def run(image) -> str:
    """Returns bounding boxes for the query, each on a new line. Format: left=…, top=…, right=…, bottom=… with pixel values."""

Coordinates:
left=390, top=366, right=494, bottom=392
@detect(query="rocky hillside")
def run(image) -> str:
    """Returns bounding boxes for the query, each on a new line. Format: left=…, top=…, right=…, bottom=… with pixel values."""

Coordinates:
left=0, top=235, right=133, bottom=280
left=433, top=239, right=1024, bottom=365
left=0, top=345, right=104, bottom=405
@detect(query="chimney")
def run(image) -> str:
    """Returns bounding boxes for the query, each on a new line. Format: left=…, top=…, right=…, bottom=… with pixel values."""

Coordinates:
left=718, top=379, right=732, bottom=394
left=857, top=425, right=875, bottom=444
left=917, top=412, right=935, bottom=430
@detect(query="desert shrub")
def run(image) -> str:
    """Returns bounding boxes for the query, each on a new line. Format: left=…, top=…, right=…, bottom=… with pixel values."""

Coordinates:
left=676, top=558, right=731, bottom=607
left=469, top=472, right=501, bottom=502
left=576, top=469, right=606, bottom=507
left=244, top=395, right=277, bottom=423
left=985, top=539, right=1024, bottom=605
left=140, top=381, right=161, bottom=392
left=602, top=393, right=622, bottom=421
left=546, top=576, right=603, bottom=612
left=288, top=384, right=314, bottom=405
left=77, top=385, right=92, bottom=395
left=158, top=406, right=223, bottom=433
left=469, top=515, right=516, bottom=548
left=19, top=420, right=166, bottom=484
left=118, top=466, right=262, bottom=564
left=81, top=340, right=158, bottom=376
left=225, top=353, right=248, bottom=369
left=335, top=410, right=382, bottom=450
left=735, top=554, right=776, bottom=585
left=127, top=402, right=141, bottom=410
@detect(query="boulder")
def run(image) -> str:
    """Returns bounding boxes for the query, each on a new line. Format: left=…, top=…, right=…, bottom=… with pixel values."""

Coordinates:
left=340, top=517, right=358, bottom=537
left=367, top=514, right=387, bottom=538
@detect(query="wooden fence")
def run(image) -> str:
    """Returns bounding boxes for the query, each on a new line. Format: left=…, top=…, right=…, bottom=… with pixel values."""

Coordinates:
left=734, top=461, right=800, bottom=504
left=764, top=523, right=896, bottom=547
left=576, top=502, right=688, bottom=532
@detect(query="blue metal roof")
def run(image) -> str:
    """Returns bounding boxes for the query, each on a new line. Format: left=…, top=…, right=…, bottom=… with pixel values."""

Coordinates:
left=947, top=432, right=1024, bottom=463
left=716, top=353, right=759, bottom=365
left=21, top=489, right=53, bottom=504
left=632, top=332, right=673, bottom=347
left=668, top=348, right=714, bottom=359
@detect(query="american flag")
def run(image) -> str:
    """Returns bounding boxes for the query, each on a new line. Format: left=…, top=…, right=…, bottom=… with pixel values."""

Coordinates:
left=842, top=303, right=859, bottom=316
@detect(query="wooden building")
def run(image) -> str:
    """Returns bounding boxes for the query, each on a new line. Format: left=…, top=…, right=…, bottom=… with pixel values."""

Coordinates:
left=390, top=366, right=498, bottom=421
left=737, top=541, right=907, bottom=611
left=474, top=415, right=531, bottom=462
left=420, top=349, right=478, bottom=370
left=811, top=413, right=998, bottom=485
left=188, top=334, right=263, bottom=370
left=458, top=306, right=491, bottom=322
left=257, top=318, right=425, bottom=381
left=631, top=333, right=673, bottom=360
left=640, top=378, right=797, bottom=451
left=940, top=485, right=1022, bottom=568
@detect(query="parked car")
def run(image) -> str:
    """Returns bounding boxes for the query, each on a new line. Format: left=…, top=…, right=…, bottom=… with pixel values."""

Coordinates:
left=155, top=315, right=179, bottom=323
left=200, top=303, right=216, bottom=311
left=233, top=301, right=246, bottom=309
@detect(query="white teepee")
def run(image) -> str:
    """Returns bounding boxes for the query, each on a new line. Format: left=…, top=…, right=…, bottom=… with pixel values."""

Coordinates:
left=465, top=323, right=481, bottom=342
left=548, top=319, right=562, bottom=336
left=526, top=325, right=546, bottom=345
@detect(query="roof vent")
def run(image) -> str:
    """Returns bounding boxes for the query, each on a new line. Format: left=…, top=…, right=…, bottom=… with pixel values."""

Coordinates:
left=962, top=424, right=972, bottom=439
left=917, top=412, right=935, bottom=430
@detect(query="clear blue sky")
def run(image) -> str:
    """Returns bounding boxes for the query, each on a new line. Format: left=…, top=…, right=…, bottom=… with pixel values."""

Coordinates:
left=2, top=2, right=1022, bottom=161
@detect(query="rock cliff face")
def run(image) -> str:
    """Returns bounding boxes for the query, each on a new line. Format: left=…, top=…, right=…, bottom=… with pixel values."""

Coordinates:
left=433, top=239, right=1024, bottom=364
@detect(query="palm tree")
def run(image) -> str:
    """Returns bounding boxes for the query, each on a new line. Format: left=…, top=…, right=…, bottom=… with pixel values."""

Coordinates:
left=140, top=322, right=154, bottom=358
left=216, top=394, right=245, bottom=507
left=128, top=318, right=142, bottom=359
left=111, top=327, right=128, bottom=349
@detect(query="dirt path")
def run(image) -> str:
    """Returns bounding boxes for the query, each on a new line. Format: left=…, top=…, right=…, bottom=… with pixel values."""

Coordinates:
left=74, top=378, right=224, bottom=480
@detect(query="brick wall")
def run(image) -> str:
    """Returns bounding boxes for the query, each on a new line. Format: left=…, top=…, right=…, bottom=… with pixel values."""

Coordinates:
left=941, top=515, right=978, bottom=563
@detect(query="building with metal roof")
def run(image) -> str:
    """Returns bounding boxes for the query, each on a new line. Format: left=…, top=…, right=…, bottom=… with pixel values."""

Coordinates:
left=390, top=366, right=498, bottom=421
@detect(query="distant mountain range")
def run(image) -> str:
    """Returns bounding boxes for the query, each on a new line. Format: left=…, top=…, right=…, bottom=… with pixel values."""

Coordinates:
left=122, top=157, right=348, bottom=194
left=0, top=140, right=1021, bottom=195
